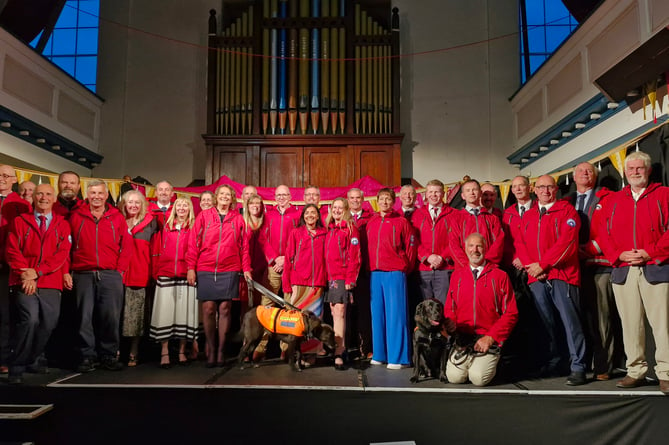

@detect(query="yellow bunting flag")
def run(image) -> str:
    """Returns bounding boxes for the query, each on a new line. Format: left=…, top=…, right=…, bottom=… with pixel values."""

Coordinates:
left=107, top=181, right=121, bottom=202
left=369, top=197, right=379, bottom=212
left=498, top=183, right=510, bottom=206
left=145, top=186, right=156, bottom=199
left=608, top=148, right=627, bottom=180
left=15, top=170, right=29, bottom=184
left=48, top=175, right=57, bottom=188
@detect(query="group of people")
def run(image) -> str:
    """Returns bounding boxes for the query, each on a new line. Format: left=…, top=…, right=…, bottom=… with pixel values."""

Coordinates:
left=1, top=151, right=668, bottom=392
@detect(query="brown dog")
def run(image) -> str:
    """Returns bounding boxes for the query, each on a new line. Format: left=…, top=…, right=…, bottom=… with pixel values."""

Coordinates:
left=238, top=306, right=336, bottom=371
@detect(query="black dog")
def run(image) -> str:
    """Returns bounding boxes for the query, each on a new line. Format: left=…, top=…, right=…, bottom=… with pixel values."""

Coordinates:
left=238, top=306, right=336, bottom=372
left=411, top=298, right=451, bottom=383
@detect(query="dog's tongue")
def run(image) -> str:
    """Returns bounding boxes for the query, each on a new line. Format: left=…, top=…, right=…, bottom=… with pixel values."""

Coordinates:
left=430, top=320, right=440, bottom=326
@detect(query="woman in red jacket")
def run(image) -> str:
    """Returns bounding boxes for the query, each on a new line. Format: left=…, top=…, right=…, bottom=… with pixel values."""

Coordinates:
left=119, top=190, right=158, bottom=367
left=282, top=204, right=328, bottom=317
left=149, top=197, right=198, bottom=368
left=187, top=185, right=251, bottom=367
left=325, top=198, right=361, bottom=370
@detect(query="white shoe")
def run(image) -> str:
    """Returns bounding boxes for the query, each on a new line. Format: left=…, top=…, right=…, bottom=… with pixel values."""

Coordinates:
left=370, top=359, right=384, bottom=365
left=387, top=363, right=408, bottom=370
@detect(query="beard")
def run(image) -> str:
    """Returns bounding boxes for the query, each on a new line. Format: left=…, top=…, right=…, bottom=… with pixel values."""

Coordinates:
left=60, top=189, right=77, bottom=200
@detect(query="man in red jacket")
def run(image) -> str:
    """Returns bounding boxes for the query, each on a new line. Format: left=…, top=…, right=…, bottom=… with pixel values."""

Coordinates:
left=517, top=175, right=587, bottom=386
left=444, top=233, right=518, bottom=386
left=70, top=180, right=133, bottom=372
left=5, top=184, right=71, bottom=384
left=599, top=151, right=669, bottom=393
left=53, top=171, right=82, bottom=219
left=0, top=164, right=31, bottom=373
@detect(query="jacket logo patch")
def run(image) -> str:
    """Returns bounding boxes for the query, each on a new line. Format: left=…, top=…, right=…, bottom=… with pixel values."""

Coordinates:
left=566, top=218, right=576, bottom=227
left=351, top=237, right=359, bottom=245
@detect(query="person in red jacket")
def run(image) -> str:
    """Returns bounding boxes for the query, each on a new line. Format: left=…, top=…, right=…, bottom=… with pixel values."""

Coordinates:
left=5, top=184, right=71, bottom=384
left=148, top=180, right=175, bottom=229
left=516, top=175, right=587, bottom=386
left=118, top=190, right=158, bottom=367
left=325, top=198, right=361, bottom=370
left=282, top=204, right=328, bottom=317
left=480, top=183, right=504, bottom=220
left=52, top=171, right=82, bottom=219
left=449, top=179, right=504, bottom=269
left=0, top=164, right=31, bottom=373
left=70, top=180, right=133, bottom=372
left=444, top=233, right=518, bottom=386
left=187, top=185, right=251, bottom=367
left=599, top=151, right=669, bottom=393
left=367, top=188, right=417, bottom=369
left=150, top=197, right=198, bottom=369
left=414, top=179, right=457, bottom=304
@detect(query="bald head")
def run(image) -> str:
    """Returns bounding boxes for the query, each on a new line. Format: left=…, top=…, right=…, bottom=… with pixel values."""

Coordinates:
left=33, top=183, right=56, bottom=214
left=534, top=175, right=558, bottom=206
left=573, top=162, right=596, bottom=193
left=0, top=164, right=17, bottom=194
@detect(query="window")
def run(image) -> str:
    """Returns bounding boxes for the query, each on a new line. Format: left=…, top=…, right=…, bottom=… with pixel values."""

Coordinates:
left=31, top=0, right=100, bottom=92
left=519, top=0, right=579, bottom=84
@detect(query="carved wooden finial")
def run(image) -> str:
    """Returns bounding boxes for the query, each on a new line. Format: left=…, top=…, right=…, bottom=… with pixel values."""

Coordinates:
left=208, top=9, right=217, bottom=35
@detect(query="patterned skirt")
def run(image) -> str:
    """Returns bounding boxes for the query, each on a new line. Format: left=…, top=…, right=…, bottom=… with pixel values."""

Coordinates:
left=289, top=285, right=324, bottom=318
left=122, top=287, right=146, bottom=337
left=149, top=277, right=200, bottom=341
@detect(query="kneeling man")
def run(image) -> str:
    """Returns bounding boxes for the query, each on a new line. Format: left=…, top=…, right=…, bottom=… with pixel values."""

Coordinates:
left=444, top=233, right=518, bottom=386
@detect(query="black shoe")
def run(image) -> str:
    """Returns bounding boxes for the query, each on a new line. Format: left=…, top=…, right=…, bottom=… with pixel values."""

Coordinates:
left=7, top=374, right=23, bottom=385
left=100, top=357, right=124, bottom=371
left=566, top=371, right=587, bottom=386
left=76, top=359, right=96, bottom=373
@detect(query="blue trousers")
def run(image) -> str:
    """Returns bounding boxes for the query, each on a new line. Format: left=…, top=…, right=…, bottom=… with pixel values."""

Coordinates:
left=370, top=271, right=410, bottom=365
left=530, top=279, right=586, bottom=373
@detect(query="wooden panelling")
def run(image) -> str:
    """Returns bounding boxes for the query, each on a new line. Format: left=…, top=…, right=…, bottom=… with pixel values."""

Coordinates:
left=260, top=147, right=303, bottom=188
left=212, top=145, right=259, bottom=185
left=354, top=144, right=400, bottom=186
left=304, top=147, right=352, bottom=187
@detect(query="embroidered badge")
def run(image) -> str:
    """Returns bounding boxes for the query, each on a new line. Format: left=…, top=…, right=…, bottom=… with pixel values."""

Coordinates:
left=351, top=237, right=359, bottom=245
left=566, top=218, right=576, bottom=227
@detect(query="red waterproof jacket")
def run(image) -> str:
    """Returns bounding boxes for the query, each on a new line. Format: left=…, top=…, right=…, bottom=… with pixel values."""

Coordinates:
left=572, top=188, right=613, bottom=268
left=414, top=205, right=457, bottom=271
left=69, top=203, right=133, bottom=274
left=325, top=221, right=361, bottom=286
left=0, top=192, right=31, bottom=261
left=186, top=208, right=251, bottom=273
left=245, top=219, right=269, bottom=279
left=449, top=208, right=505, bottom=268
left=5, top=213, right=71, bottom=289
left=501, top=201, right=535, bottom=267
left=152, top=222, right=192, bottom=279
left=516, top=200, right=580, bottom=285
left=351, top=208, right=373, bottom=271
left=53, top=197, right=82, bottom=220
left=123, top=213, right=158, bottom=287
left=366, top=210, right=417, bottom=273
left=282, top=225, right=327, bottom=292
left=260, top=206, right=300, bottom=264
left=148, top=201, right=172, bottom=230
left=599, top=183, right=669, bottom=266
left=444, top=262, right=518, bottom=345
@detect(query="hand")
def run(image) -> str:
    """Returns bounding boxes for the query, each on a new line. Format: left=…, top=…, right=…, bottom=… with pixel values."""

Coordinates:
left=243, top=271, right=253, bottom=282
left=345, top=283, right=355, bottom=290
left=63, top=273, right=73, bottom=290
left=619, top=249, right=649, bottom=265
left=274, top=256, right=285, bottom=268
left=20, top=268, right=38, bottom=281
left=187, top=270, right=197, bottom=286
left=526, top=262, right=544, bottom=278
left=22, top=279, right=37, bottom=295
left=427, top=254, right=443, bottom=269
left=511, top=258, right=524, bottom=270
left=474, top=335, right=495, bottom=353
left=444, top=317, right=456, bottom=334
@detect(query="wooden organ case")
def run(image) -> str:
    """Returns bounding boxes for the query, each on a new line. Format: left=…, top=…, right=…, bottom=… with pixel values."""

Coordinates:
left=203, top=0, right=403, bottom=187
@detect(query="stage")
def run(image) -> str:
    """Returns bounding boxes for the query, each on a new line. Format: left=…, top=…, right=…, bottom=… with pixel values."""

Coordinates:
left=1, top=356, right=667, bottom=445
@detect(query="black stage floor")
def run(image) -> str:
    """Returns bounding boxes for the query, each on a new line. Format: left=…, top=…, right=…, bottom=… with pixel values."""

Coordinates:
left=1, top=357, right=668, bottom=445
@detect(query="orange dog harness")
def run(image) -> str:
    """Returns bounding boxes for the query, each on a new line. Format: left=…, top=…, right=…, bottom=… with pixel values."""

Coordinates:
left=256, top=306, right=306, bottom=336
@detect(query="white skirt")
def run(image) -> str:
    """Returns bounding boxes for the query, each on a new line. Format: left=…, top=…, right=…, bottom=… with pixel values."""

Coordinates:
left=149, top=277, right=200, bottom=341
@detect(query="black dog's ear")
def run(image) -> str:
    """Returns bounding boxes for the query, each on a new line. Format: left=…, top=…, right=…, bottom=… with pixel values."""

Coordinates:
left=414, top=302, right=426, bottom=323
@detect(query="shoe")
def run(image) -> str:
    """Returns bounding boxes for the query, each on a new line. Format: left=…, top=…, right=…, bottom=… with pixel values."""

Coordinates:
left=7, top=374, right=23, bottom=385
left=334, top=355, right=346, bottom=371
left=101, top=357, right=124, bottom=371
left=252, top=350, right=265, bottom=363
left=178, top=353, right=190, bottom=366
left=127, top=354, right=138, bottom=368
left=565, top=371, right=587, bottom=386
left=160, top=353, right=171, bottom=369
left=387, top=363, right=409, bottom=370
left=0, top=365, right=8, bottom=374
left=76, top=359, right=96, bottom=373
left=595, top=373, right=610, bottom=381
left=616, top=375, right=645, bottom=388
left=370, top=359, right=384, bottom=366
left=660, top=380, right=669, bottom=395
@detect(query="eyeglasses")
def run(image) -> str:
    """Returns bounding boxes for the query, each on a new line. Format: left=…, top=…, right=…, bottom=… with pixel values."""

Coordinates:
left=534, top=185, right=557, bottom=190
left=304, top=193, right=319, bottom=197
left=0, top=174, right=16, bottom=179
left=275, top=193, right=289, bottom=198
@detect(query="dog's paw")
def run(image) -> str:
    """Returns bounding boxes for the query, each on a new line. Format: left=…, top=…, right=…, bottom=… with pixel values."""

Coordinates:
left=410, top=375, right=420, bottom=384
left=439, top=375, right=448, bottom=384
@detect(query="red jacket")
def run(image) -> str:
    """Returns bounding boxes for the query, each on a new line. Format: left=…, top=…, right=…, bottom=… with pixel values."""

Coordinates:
left=152, top=222, right=192, bottom=279
left=123, top=213, right=158, bottom=287
left=261, top=206, right=300, bottom=264
left=366, top=210, right=417, bottom=273
left=186, top=208, right=251, bottom=273
left=5, top=212, right=71, bottom=289
left=53, top=197, right=82, bottom=220
left=444, top=262, right=518, bottom=345
left=0, top=192, right=31, bottom=261
left=245, top=220, right=269, bottom=280
left=502, top=201, right=535, bottom=267
left=414, top=205, right=457, bottom=271
left=148, top=202, right=173, bottom=230
left=570, top=188, right=613, bottom=268
left=516, top=200, right=580, bottom=285
left=351, top=209, right=373, bottom=271
left=325, top=221, right=361, bottom=285
left=282, top=225, right=328, bottom=292
left=449, top=208, right=505, bottom=268
left=599, top=183, right=669, bottom=267
left=69, top=203, right=133, bottom=274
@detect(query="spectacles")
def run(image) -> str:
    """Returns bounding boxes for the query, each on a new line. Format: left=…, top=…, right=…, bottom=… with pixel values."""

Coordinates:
left=275, top=193, right=290, bottom=198
left=0, top=174, right=16, bottom=179
left=304, top=193, right=319, bottom=197
left=534, top=185, right=557, bottom=190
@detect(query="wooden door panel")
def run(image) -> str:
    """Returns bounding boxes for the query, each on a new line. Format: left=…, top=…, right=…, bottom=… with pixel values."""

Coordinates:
left=304, top=147, right=352, bottom=187
left=260, top=147, right=303, bottom=187
left=213, top=146, right=258, bottom=185
left=355, top=144, right=400, bottom=185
